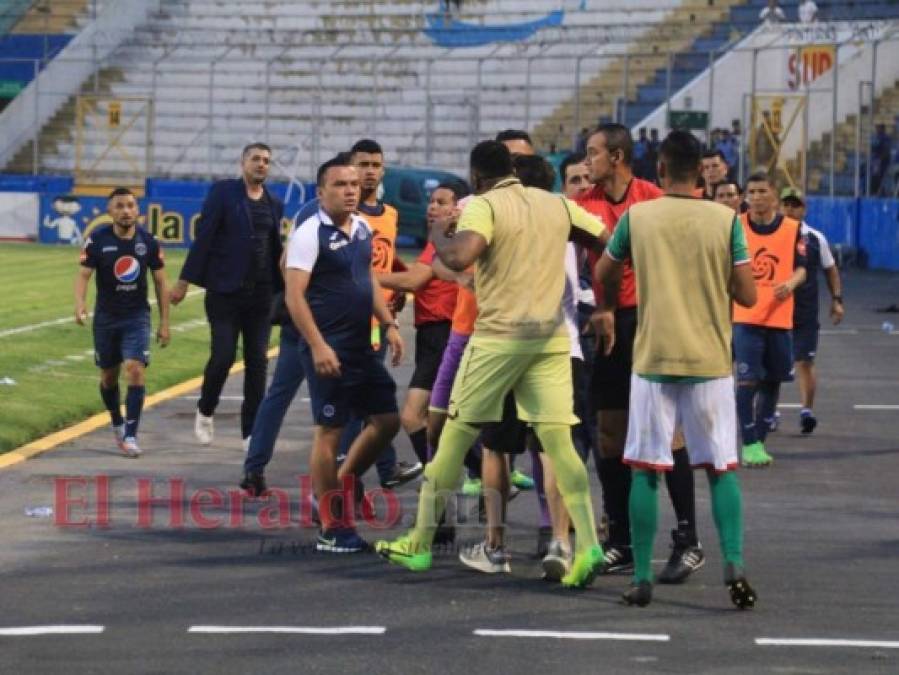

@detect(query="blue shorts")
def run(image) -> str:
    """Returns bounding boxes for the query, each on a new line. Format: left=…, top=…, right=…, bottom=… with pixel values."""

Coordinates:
left=93, top=310, right=151, bottom=369
left=733, top=324, right=794, bottom=384
left=299, top=342, right=398, bottom=427
left=792, top=320, right=819, bottom=362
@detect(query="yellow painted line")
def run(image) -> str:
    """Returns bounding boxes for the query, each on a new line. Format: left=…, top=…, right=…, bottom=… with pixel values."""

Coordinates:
left=0, top=346, right=280, bottom=471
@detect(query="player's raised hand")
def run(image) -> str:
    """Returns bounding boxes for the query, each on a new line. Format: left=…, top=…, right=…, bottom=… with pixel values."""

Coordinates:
left=431, top=211, right=459, bottom=239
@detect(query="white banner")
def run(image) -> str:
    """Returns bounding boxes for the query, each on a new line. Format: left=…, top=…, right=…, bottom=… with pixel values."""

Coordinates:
left=0, top=192, right=39, bottom=239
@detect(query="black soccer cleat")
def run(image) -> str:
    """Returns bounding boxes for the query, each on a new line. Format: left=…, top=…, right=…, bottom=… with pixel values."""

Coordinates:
left=800, top=412, right=817, bottom=435
left=657, top=528, right=706, bottom=584
left=621, top=580, right=653, bottom=607
left=598, top=544, right=634, bottom=575
left=240, top=471, right=268, bottom=498
left=433, top=524, right=456, bottom=547
left=724, top=563, right=757, bottom=610
left=380, top=461, right=424, bottom=489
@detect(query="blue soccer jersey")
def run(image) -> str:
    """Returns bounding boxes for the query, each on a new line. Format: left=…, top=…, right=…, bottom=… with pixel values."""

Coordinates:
left=285, top=209, right=374, bottom=350
left=80, top=225, right=164, bottom=316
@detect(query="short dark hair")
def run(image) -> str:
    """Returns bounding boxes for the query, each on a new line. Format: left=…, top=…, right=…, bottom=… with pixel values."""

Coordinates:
left=702, top=149, right=728, bottom=165
left=242, top=142, right=272, bottom=158
left=745, top=171, right=774, bottom=188
left=659, top=130, right=702, bottom=183
left=350, top=138, right=383, bottom=156
left=470, top=140, right=513, bottom=181
left=512, top=154, right=556, bottom=192
left=590, top=123, right=633, bottom=166
left=559, top=152, right=586, bottom=183
left=713, top=180, right=743, bottom=196
left=495, top=129, right=533, bottom=147
left=316, top=153, right=353, bottom=187
left=108, top=187, right=135, bottom=201
left=435, top=179, right=470, bottom=202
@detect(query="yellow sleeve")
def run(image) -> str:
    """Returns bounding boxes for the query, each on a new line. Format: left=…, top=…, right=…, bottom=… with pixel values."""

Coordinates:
left=563, top=198, right=607, bottom=238
left=456, top=196, right=495, bottom=245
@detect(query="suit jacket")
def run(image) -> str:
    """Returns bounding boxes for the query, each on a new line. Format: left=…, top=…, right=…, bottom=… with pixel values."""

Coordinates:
left=179, top=178, right=284, bottom=293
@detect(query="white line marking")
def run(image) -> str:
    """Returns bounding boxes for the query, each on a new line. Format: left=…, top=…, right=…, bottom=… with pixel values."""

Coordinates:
left=0, top=289, right=203, bottom=339
left=0, top=625, right=105, bottom=636
left=474, top=629, right=670, bottom=642
left=0, top=316, right=89, bottom=338
left=188, top=626, right=386, bottom=635
left=25, top=316, right=209, bottom=375
left=776, top=403, right=802, bottom=409
left=756, top=638, right=899, bottom=649
left=853, top=405, right=899, bottom=410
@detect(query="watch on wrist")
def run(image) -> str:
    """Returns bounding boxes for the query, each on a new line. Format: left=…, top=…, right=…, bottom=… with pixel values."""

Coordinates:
left=832, top=295, right=843, bottom=303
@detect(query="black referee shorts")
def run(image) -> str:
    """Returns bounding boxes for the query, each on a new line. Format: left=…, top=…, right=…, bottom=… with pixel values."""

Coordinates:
left=591, top=306, right=637, bottom=411
left=409, top=320, right=452, bottom=390
left=480, top=392, right=529, bottom=455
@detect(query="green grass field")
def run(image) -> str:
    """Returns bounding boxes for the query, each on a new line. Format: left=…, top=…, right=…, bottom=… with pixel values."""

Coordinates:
left=0, top=242, right=423, bottom=453
left=0, top=243, right=253, bottom=453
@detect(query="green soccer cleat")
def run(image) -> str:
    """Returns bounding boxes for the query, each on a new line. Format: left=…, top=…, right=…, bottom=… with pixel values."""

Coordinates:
left=741, top=441, right=773, bottom=468
left=374, top=533, right=433, bottom=572
left=510, top=469, right=535, bottom=490
left=461, top=477, right=482, bottom=497
left=561, top=544, right=605, bottom=588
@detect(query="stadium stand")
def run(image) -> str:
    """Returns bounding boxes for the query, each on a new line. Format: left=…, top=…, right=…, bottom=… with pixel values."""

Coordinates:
left=2, top=0, right=758, bottom=184
left=621, top=0, right=899, bottom=128
left=0, top=1, right=90, bottom=111
left=789, top=78, right=899, bottom=195
left=0, top=1, right=31, bottom=35
left=1, top=0, right=897, bottom=192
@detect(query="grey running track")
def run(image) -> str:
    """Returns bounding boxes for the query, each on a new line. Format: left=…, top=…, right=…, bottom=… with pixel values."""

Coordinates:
left=1, top=271, right=898, bottom=674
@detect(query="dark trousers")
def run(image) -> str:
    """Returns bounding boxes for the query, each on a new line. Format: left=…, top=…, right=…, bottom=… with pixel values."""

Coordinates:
left=199, top=285, right=272, bottom=438
left=244, top=323, right=304, bottom=474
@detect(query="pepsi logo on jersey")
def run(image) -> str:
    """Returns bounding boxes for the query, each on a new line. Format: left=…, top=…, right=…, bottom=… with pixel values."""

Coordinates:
left=114, top=256, right=141, bottom=288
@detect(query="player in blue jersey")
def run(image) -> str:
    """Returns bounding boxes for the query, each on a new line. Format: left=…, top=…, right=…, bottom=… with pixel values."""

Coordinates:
left=284, top=155, right=404, bottom=553
left=780, top=188, right=844, bottom=433
left=75, top=188, right=170, bottom=457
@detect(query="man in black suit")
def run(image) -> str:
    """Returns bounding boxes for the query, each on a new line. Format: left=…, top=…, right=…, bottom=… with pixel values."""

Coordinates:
left=170, top=143, right=284, bottom=449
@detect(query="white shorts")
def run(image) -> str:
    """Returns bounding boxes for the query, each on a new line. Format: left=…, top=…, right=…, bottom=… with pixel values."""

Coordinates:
left=623, top=374, right=739, bottom=473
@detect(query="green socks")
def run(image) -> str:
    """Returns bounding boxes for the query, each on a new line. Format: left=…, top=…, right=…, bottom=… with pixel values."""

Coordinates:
left=709, top=470, right=744, bottom=569
left=629, top=469, right=659, bottom=583
left=533, top=423, right=599, bottom=553
left=409, top=418, right=480, bottom=550
left=629, top=467, right=745, bottom=583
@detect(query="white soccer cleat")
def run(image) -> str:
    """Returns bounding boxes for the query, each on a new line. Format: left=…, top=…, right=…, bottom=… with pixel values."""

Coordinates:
left=121, top=436, right=142, bottom=458
left=194, top=411, right=214, bottom=445
left=112, top=424, right=126, bottom=451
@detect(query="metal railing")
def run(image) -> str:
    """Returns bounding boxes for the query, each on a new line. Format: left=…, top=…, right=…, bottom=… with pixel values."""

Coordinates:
left=1, top=22, right=898, bottom=196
